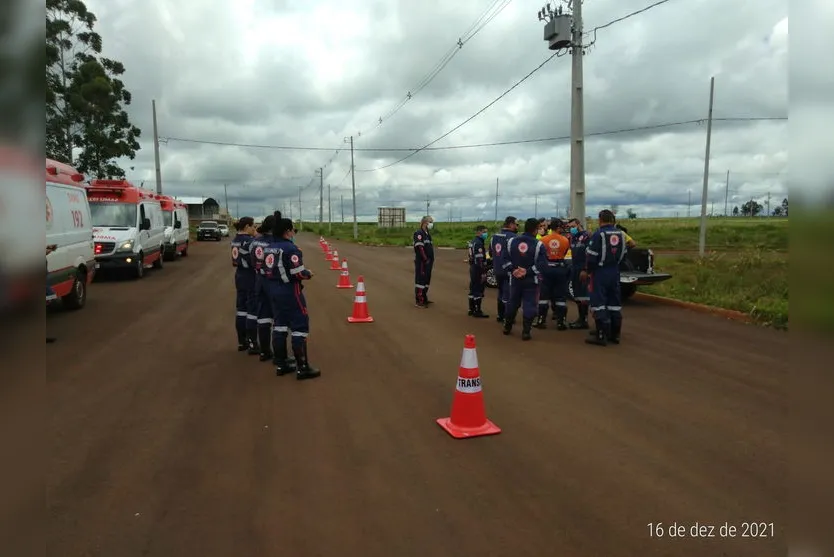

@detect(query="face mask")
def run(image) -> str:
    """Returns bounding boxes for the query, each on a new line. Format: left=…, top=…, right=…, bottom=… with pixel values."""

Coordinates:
left=570, top=227, right=578, bottom=235
left=427, top=222, right=434, bottom=230
left=289, top=237, right=295, bottom=243
left=480, top=232, right=488, bottom=240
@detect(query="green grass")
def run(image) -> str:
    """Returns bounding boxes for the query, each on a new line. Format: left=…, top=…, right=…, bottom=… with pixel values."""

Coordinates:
left=304, top=216, right=788, bottom=251
left=644, top=250, right=788, bottom=329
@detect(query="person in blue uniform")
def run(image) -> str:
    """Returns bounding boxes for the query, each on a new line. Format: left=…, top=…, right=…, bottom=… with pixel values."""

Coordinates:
left=502, top=218, right=547, bottom=341
left=466, top=225, right=489, bottom=318
left=249, top=214, right=277, bottom=359
left=488, top=216, right=518, bottom=323
left=412, top=215, right=435, bottom=308
left=264, top=218, right=320, bottom=379
left=583, top=210, right=627, bottom=346
left=567, top=217, right=591, bottom=329
left=231, top=217, right=258, bottom=351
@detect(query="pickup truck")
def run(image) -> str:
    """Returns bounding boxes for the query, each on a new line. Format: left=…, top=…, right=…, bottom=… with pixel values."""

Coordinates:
left=484, top=247, right=672, bottom=300
left=197, top=221, right=222, bottom=242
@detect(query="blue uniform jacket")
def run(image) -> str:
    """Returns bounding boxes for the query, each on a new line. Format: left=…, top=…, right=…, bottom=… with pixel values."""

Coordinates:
left=585, top=225, right=627, bottom=272
left=231, top=233, right=256, bottom=289
left=504, top=233, right=547, bottom=284
left=263, top=238, right=312, bottom=286
left=489, top=228, right=516, bottom=275
left=467, top=235, right=487, bottom=271
left=569, top=230, right=591, bottom=269
left=413, top=229, right=434, bottom=262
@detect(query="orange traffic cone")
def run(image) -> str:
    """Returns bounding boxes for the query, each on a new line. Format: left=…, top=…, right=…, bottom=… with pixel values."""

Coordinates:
left=325, top=244, right=334, bottom=260
left=329, top=250, right=341, bottom=270
left=436, top=335, right=501, bottom=439
left=347, top=276, right=374, bottom=323
left=336, top=259, right=353, bottom=289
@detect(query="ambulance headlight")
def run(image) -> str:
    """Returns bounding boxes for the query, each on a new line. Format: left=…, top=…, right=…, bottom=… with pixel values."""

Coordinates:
left=116, top=240, right=134, bottom=252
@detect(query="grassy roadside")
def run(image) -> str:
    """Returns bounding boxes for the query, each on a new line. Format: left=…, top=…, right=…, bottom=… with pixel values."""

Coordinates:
left=306, top=217, right=788, bottom=252
left=644, top=250, right=788, bottom=329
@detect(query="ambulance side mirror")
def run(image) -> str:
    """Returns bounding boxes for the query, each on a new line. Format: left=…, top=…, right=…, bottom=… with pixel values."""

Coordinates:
left=140, top=218, right=151, bottom=230
left=174, top=221, right=181, bottom=229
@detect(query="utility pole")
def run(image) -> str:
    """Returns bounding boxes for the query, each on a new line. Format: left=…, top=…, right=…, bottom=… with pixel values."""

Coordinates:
left=345, top=136, right=358, bottom=239
left=425, top=195, right=430, bottom=216
left=688, top=189, right=692, bottom=218
left=297, top=186, right=302, bottom=230
left=235, top=200, right=239, bottom=218
left=766, top=191, right=771, bottom=216
left=318, top=167, right=324, bottom=224
left=534, top=194, right=539, bottom=217
left=327, top=184, right=332, bottom=235
left=152, top=99, right=163, bottom=194
left=340, top=195, right=344, bottom=223
left=494, top=178, right=499, bottom=223
left=698, top=76, right=715, bottom=257
left=539, top=4, right=584, bottom=223
left=223, top=183, right=229, bottom=218
left=724, top=170, right=730, bottom=216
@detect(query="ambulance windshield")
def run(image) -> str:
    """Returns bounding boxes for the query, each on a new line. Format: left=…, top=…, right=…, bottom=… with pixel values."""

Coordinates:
left=90, top=202, right=137, bottom=227
left=163, top=211, right=173, bottom=226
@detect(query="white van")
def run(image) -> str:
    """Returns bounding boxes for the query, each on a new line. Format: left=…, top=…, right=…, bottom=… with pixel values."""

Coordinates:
left=45, top=159, right=96, bottom=309
left=86, top=179, right=166, bottom=279
left=160, top=195, right=190, bottom=260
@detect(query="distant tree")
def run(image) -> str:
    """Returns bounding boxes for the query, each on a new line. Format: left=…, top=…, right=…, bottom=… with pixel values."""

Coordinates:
left=741, top=200, right=763, bottom=217
left=626, top=208, right=637, bottom=219
left=781, top=197, right=788, bottom=216
left=46, top=0, right=140, bottom=176
left=610, top=204, right=619, bottom=216
left=732, top=206, right=739, bottom=216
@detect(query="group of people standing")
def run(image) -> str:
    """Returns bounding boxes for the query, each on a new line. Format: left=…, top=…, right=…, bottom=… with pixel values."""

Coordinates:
left=230, top=211, right=320, bottom=380
left=466, top=210, right=628, bottom=346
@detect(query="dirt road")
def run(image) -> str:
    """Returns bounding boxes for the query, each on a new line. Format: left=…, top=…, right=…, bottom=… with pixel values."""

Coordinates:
left=46, top=233, right=787, bottom=557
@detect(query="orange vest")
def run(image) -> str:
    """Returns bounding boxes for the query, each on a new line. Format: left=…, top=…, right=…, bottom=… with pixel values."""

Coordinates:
left=540, top=232, right=570, bottom=261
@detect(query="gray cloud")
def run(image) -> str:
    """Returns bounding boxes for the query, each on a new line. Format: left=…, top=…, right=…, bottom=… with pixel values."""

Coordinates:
left=81, top=0, right=791, bottom=220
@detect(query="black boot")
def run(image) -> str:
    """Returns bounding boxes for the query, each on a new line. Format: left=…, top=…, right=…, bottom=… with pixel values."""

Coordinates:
left=468, top=298, right=475, bottom=316
left=568, top=304, right=590, bottom=329
left=522, top=318, right=533, bottom=341
left=502, top=312, right=516, bottom=335
left=496, top=300, right=505, bottom=323
left=533, top=307, right=547, bottom=329
left=556, top=305, right=568, bottom=331
left=472, top=299, right=489, bottom=318
left=273, top=333, right=297, bottom=375
left=585, top=324, right=608, bottom=346
left=237, top=328, right=247, bottom=351
left=257, top=324, right=272, bottom=360
left=246, top=329, right=260, bottom=355
left=293, top=342, right=321, bottom=380
left=609, top=313, right=622, bottom=344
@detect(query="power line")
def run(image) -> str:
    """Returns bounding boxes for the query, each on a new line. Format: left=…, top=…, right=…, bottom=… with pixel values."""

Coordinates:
left=156, top=116, right=786, bottom=155
left=584, top=0, right=678, bottom=47
left=357, top=0, right=513, bottom=137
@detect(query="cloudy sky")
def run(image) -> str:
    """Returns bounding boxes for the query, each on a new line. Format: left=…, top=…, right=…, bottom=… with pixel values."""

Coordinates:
left=80, top=0, right=790, bottom=221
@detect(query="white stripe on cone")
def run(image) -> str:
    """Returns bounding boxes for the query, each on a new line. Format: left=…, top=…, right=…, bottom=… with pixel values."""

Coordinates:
left=460, top=347, right=478, bottom=370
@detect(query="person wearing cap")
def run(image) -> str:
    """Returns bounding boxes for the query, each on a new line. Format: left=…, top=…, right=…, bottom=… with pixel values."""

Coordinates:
left=265, top=217, right=320, bottom=380
left=489, top=216, right=518, bottom=323
left=583, top=209, right=627, bottom=346
left=412, top=215, right=435, bottom=308
left=566, top=217, right=592, bottom=329
left=231, top=216, right=259, bottom=351
left=249, top=213, right=278, bottom=360
left=466, top=225, right=490, bottom=318
left=535, top=218, right=571, bottom=330
left=502, top=218, right=548, bottom=341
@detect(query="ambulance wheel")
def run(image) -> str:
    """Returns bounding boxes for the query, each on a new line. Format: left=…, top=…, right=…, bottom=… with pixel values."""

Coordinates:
left=133, top=254, right=145, bottom=279
left=181, top=243, right=188, bottom=257
left=61, top=270, right=87, bottom=310
left=621, top=283, right=637, bottom=300
left=153, top=249, right=164, bottom=269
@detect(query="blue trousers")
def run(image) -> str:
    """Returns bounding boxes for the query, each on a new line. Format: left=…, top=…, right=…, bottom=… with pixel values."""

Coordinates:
left=539, top=264, right=569, bottom=320
left=468, top=265, right=486, bottom=300
left=506, top=275, right=539, bottom=321
left=589, top=269, right=622, bottom=333
left=414, top=259, right=434, bottom=304
left=571, top=266, right=589, bottom=303
left=270, top=282, right=310, bottom=349
left=254, top=278, right=273, bottom=353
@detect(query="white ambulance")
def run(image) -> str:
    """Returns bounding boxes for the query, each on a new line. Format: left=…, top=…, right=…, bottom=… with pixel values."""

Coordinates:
left=86, top=179, right=166, bottom=279
left=159, top=194, right=190, bottom=260
left=45, top=159, right=96, bottom=309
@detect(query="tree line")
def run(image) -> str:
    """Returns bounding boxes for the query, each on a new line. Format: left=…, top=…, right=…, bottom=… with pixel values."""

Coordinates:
left=46, top=0, right=141, bottom=179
